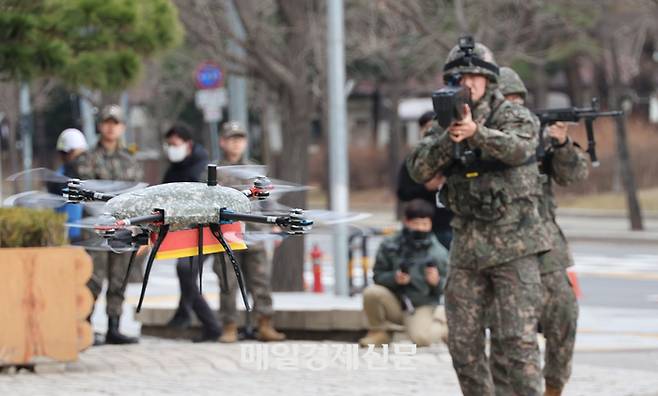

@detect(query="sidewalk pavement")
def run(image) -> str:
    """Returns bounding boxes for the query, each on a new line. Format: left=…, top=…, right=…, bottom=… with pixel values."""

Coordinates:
left=1, top=338, right=657, bottom=396
left=134, top=292, right=658, bottom=353
left=351, top=207, right=658, bottom=243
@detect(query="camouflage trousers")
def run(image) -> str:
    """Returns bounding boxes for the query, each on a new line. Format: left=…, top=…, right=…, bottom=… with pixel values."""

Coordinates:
left=489, top=269, right=578, bottom=394
left=213, top=247, right=274, bottom=325
left=87, top=251, right=133, bottom=317
left=445, top=255, right=543, bottom=396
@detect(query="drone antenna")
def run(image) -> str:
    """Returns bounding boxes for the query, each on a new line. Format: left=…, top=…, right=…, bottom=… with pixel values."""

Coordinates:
left=209, top=223, right=251, bottom=312
left=207, top=164, right=217, bottom=186
left=136, top=224, right=170, bottom=313
left=197, top=224, right=204, bottom=293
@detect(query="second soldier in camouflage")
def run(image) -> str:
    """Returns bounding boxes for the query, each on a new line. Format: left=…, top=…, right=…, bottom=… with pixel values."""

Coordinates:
left=491, top=67, right=589, bottom=396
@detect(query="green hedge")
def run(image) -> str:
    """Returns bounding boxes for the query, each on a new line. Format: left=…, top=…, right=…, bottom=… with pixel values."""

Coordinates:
left=0, top=207, right=68, bottom=248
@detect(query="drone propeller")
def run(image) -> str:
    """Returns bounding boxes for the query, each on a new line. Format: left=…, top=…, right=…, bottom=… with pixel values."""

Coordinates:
left=3, top=191, right=68, bottom=209
left=216, top=165, right=267, bottom=181
left=251, top=200, right=371, bottom=225
left=215, top=165, right=312, bottom=195
left=231, top=179, right=312, bottom=195
left=7, top=168, right=147, bottom=194
left=65, top=215, right=125, bottom=231
left=72, top=236, right=138, bottom=254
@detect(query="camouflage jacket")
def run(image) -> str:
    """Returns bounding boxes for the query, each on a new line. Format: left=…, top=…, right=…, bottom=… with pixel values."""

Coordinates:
left=75, top=143, right=142, bottom=182
left=407, top=89, right=551, bottom=269
left=538, top=137, right=590, bottom=273
left=373, top=230, right=449, bottom=307
left=218, top=154, right=267, bottom=245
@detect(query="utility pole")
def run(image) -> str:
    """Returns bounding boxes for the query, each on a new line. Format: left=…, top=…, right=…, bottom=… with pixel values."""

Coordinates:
left=227, top=0, right=249, bottom=156
left=19, top=82, right=33, bottom=189
left=79, top=87, right=96, bottom=147
left=327, top=0, right=349, bottom=296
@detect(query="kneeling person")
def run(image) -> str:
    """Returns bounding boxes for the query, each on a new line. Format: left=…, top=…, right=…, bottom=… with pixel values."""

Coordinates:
left=359, top=199, right=449, bottom=347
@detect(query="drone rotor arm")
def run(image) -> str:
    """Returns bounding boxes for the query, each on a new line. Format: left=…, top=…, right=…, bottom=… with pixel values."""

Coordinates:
left=63, top=179, right=117, bottom=203
left=219, top=209, right=313, bottom=235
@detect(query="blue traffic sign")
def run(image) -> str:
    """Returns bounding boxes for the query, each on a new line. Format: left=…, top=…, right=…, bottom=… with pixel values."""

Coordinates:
left=195, top=62, right=223, bottom=89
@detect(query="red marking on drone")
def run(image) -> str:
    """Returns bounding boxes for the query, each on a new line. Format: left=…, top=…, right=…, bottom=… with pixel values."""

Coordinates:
left=151, top=223, right=247, bottom=260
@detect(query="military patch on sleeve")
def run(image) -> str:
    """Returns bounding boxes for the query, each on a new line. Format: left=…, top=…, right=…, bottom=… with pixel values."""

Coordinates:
left=498, top=102, right=535, bottom=139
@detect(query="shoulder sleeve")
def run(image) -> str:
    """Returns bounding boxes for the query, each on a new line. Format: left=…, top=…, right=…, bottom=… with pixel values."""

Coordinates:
left=550, top=140, right=590, bottom=186
left=397, top=160, right=432, bottom=202
left=406, top=128, right=453, bottom=183
left=123, top=151, right=143, bottom=181
left=430, top=237, right=449, bottom=291
left=73, top=152, right=95, bottom=180
left=372, top=239, right=399, bottom=290
left=469, top=102, right=539, bottom=165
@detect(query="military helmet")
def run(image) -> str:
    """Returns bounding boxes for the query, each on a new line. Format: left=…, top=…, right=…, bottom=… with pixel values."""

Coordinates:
left=498, top=67, right=528, bottom=99
left=443, top=36, right=499, bottom=82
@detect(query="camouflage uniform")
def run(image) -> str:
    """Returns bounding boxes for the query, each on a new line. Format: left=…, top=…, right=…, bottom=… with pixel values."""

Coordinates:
left=213, top=155, right=273, bottom=324
left=407, top=43, right=549, bottom=396
left=489, top=67, right=590, bottom=394
left=75, top=143, right=142, bottom=317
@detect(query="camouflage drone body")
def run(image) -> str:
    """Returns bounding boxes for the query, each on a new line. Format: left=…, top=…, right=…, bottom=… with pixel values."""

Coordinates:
left=105, top=183, right=251, bottom=231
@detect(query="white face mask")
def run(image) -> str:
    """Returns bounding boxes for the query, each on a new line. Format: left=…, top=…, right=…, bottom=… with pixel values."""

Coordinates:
left=166, top=144, right=188, bottom=163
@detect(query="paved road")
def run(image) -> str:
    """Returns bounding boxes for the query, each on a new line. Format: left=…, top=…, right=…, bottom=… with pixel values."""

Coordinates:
left=2, top=339, right=658, bottom=396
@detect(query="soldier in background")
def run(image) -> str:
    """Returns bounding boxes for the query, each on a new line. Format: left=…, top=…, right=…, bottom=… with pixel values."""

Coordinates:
left=213, top=121, right=285, bottom=342
left=75, top=105, right=142, bottom=344
left=397, top=111, right=453, bottom=250
left=491, top=67, right=589, bottom=396
left=407, top=40, right=549, bottom=395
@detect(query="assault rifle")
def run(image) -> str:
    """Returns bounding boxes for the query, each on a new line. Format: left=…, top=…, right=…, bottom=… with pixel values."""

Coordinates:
left=535, top=98, right=623, bottom=167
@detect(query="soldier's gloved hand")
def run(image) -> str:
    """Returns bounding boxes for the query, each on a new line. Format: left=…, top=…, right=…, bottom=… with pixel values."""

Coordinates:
left=395, top=270, right=411, bottom=285
left=448, top=104, right=477, bottom=142
left=425, top=266, right=440, bottom=287
left=548, top=121, right=569, bottom=145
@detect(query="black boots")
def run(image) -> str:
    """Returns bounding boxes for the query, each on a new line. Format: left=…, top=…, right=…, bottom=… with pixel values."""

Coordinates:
left=105, top=316, right=139, bottom=345
left=166, top=309, right=192, bottom=330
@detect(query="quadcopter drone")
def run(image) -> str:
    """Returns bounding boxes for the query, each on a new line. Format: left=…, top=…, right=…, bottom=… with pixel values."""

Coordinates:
left=62, top=164, right=314, bottom=313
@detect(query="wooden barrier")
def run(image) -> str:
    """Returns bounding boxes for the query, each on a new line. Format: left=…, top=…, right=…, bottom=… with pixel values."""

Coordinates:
left=0, top=247, right=93, bottom=364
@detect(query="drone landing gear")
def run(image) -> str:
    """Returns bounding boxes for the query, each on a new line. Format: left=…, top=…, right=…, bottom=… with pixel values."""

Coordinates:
left=197, top=224, right=204, bottom=293
left=209, top=223, right=251, bottom=313
left=120, top=249, right=139, bottom=294
left=136, top=224, right=170, bottom=313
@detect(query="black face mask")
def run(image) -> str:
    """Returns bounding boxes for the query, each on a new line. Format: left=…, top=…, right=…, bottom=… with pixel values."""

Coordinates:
left=403, top=228, right=432, bottom=244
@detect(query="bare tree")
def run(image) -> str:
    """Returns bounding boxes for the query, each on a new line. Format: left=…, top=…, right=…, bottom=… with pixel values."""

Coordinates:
left=176, top=0, right=324, bottom=290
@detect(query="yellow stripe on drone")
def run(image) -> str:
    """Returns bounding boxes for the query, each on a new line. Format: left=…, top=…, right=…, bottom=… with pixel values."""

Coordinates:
left=155, top=242, right=248, bottom=260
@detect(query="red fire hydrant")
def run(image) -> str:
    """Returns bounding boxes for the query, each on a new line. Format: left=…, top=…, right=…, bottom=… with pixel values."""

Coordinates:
left=311, top=244, right=324, bottom=293
left=567, top=269, right=582, bottom=299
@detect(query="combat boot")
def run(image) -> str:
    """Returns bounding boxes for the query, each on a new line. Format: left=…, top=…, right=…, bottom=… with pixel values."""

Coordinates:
left=219, top=322, right=239, bottom=343
left=358, top=330, right=391, bottom=347
left=544, top=386, right=562, bottom=396
left=105, top=316, right=139, bottom=345
left=257, top=316, right=286, bottom=342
